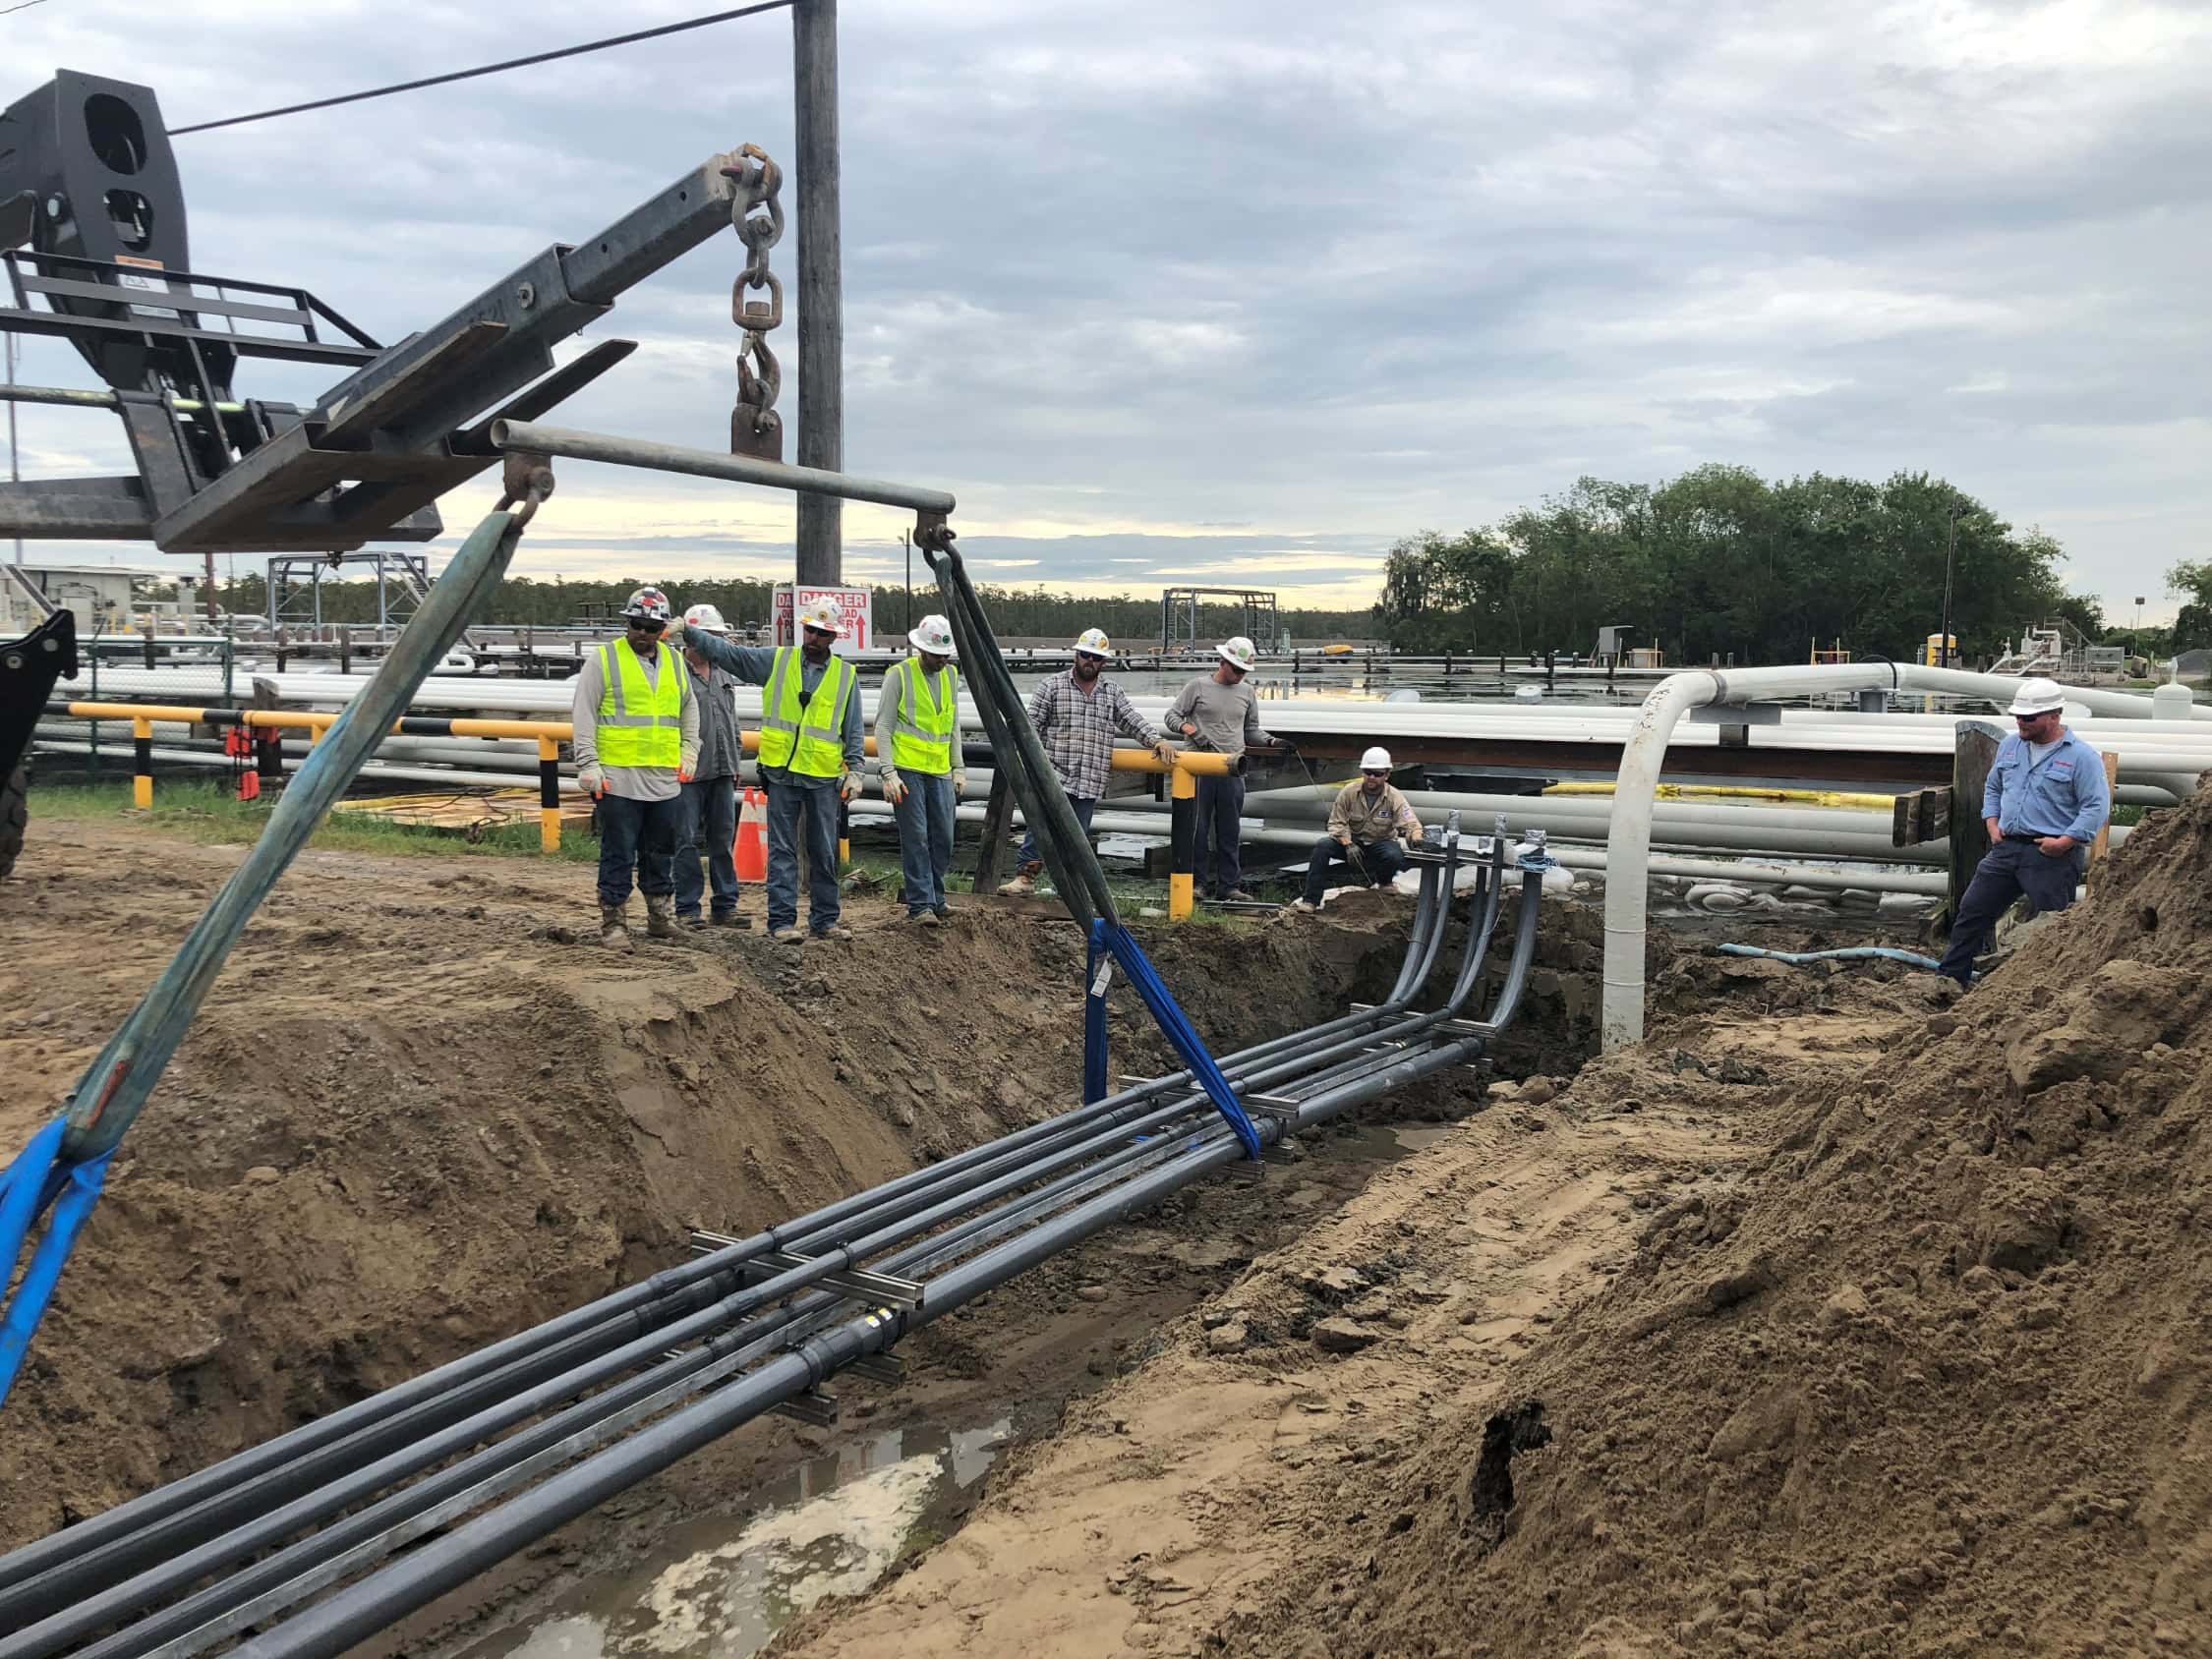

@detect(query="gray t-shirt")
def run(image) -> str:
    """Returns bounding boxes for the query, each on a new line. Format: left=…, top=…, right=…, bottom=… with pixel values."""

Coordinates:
left=1165, top=673, right=1273, bottom=756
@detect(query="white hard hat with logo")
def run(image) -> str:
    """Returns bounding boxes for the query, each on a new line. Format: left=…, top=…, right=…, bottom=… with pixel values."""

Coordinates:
left=909, top=613, right=956, bottom=655
left=1217, top=636, right=1257, bottom=672
left=2007, top=677, right=2066, bottom=716
left=682, top=602, right=728, bottom=634
left=622, top=587, right=672, bottom=623
left=796, top=600, right=844, bottom=637
left=1360, top=747, right=1392, bottom=771
left=1073, top=627, right=1112, bottom=657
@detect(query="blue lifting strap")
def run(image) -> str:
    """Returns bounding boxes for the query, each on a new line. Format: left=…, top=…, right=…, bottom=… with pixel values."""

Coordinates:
left=1088, top=918, right=1262, bottom=1160
left=0, top=1120, right=113, bottom=1397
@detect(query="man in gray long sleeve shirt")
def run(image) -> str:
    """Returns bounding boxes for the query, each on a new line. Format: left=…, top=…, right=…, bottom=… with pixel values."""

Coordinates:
left=673, top=603, right=746, bottom=928
left=570, top=587, right=700, bottom=948
left=667, top=601, right=864, bottom=941
left=1166, top=635, right=1275, bottom=901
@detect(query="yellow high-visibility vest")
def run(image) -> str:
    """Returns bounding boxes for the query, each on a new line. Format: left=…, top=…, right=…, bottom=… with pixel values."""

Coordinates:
left=889, top=657, right=957, bottom=774
left=594, top=641, right=682, bottom=768
left=757, top=647, right=853, bottom=777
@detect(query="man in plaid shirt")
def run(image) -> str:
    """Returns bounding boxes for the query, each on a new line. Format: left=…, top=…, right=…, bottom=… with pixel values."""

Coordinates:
left=998, top=627, right=1175, bottom=896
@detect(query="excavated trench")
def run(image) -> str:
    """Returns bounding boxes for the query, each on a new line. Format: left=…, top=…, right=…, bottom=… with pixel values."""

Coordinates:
left=374, top=897, right=1603, bottom=1659
left=0, top=825, right=1602, bottom=1656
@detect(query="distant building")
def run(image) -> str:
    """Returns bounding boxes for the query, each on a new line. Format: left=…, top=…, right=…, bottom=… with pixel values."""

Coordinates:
left=1, top=563, right=192, bottom=638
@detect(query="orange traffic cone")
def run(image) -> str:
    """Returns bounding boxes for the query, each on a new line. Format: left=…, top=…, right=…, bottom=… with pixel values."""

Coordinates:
left=733, top=786, right=767, bottom=883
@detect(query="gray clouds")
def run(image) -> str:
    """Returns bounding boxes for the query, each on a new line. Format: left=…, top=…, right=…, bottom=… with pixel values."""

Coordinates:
left=6, top=0, right=2207, bottom=620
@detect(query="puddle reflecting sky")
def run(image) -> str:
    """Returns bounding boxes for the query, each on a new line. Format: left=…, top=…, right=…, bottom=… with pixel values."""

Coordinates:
left=458, top=1419, right=1011, bottom=1659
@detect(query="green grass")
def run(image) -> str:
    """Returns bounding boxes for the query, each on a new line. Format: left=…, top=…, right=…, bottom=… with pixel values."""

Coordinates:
left=26, top=779, right=601, bottom=863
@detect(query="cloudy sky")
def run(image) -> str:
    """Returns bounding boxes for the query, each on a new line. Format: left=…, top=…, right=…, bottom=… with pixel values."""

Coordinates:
left=5, top=0, right=2207, bottom=621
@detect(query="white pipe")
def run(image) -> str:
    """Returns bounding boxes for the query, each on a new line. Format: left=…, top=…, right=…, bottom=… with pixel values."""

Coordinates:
left=843, top=803, right=1954, bottom=899
left=1544, top=843, right=1949, bottom=896
left=1601, top=662, right=2158, bottom=1051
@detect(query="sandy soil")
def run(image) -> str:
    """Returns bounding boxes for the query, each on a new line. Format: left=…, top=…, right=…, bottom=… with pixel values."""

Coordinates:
left=773, top=797, right=2212, bottom=1659
left=770, top=978, right=1905, bottom=1658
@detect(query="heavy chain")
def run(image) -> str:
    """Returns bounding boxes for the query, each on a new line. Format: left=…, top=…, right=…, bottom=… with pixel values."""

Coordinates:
left=724, top=143, right=786, bottom=462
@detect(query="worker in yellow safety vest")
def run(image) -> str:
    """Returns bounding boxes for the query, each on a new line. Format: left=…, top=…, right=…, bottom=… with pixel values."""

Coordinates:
left=876, top=612, right=965, bottom=925
left=666, top=599, right=864, bottom=942
left=570, top=587, right=701, bottom=949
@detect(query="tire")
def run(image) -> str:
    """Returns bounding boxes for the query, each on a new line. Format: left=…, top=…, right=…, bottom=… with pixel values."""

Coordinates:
left=0, top=766, right=24, bottom=883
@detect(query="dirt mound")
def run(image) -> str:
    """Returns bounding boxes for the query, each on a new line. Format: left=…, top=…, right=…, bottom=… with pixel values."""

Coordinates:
left=0, top=825, right=1405, bottom=1551
left=1291, top=791, right=2212, bottom=1652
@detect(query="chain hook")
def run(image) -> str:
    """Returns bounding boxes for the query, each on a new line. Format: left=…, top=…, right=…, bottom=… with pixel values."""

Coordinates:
left=721, top=143, right=786, bottom=462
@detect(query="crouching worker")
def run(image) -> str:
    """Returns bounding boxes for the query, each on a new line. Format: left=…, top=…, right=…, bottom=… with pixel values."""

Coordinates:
left=1290, top=747, right=1423, bottom=913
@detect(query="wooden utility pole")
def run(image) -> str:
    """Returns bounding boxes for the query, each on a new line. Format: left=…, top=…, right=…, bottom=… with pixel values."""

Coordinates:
left=792, top=0, right=844, bottom=586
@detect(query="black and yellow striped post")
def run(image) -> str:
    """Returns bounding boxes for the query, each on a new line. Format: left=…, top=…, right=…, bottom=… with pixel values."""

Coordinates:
left=537, top=737, right=562, bottom=853
left=131, top=717, right=153, bottom=808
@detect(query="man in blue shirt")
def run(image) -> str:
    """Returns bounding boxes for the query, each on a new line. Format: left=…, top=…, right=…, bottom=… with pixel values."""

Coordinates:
left=1937, top=678, right=2112, bottom=985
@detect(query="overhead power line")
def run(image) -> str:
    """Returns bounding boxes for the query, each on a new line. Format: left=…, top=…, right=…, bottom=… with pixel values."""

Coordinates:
left=1, top=0, right=58, bottom=16
left=165, top=0, right=794, bottom=137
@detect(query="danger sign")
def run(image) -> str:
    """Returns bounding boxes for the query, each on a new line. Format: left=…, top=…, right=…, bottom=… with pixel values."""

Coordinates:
left=771, top=585, right=872, bottom=658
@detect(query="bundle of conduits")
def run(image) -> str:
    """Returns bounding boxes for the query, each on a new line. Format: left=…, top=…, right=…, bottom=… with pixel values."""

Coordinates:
left=0, top=543, right=1556, bottom=1658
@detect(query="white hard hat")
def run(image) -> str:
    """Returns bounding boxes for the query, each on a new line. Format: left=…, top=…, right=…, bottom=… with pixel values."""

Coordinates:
left=1074, top=627, right=1111, bottom=657
left=2007, top=676, right=2066, bottom=716
left=909, top=613, right=956, bottom=655
left=796, top=599, right=844, bottom=637
left=622, top=587, right=672, bottom=623
left=1360, top=747, right=1392, bottom=771
left=1217, top=636, right=1257, bottom=672
left=682, top=601, right=728, bottom=634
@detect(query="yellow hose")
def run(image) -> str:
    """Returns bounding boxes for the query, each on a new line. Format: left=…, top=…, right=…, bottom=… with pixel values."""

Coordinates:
left=1543, top=781, right=1893, bottom=810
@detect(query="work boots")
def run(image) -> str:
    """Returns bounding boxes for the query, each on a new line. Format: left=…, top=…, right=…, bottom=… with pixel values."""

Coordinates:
left=599, top=903, right=634, bottom=951
left=997, top=860, right=1043, bottom=897
left=644, top=893, right=678, bottom=939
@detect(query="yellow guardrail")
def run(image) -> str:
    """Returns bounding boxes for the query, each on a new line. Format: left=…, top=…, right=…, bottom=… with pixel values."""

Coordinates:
left=54, top=699, right=1232, bottom=909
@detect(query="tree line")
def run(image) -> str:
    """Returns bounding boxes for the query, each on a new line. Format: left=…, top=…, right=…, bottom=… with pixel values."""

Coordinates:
left=211, top=572, right=1375, bottom=646
left=1372, top=465, right=2115, bottom=664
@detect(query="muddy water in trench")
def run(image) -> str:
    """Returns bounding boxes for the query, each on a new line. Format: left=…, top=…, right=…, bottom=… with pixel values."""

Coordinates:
left=450, top=1122, right=1450, bottom=1659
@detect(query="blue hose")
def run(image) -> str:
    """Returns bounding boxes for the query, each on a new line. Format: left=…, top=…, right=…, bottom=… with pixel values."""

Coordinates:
left=1714, top=943, right=1946, bottom=972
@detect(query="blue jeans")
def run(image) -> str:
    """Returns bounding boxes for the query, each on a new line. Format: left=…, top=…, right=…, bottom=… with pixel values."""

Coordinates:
left=895, top=769, right=957, bottom=914
left=595, top=791, right=683, bottom=907
left=676, top=775, right=739, bottom=918
left=1938, top=836, right=2083, bottom=982
left=1019, top=796, right=1097, bottom=867
left=1196, top=773, right=1247, bottom=896
left=767, top=774, right=842, bottom=932
left=1303, top=833, right=1407, bottom=905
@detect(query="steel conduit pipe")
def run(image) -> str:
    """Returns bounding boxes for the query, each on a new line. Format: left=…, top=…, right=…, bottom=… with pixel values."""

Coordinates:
left=79, top=876, right=1483, bottom=1653
left=69, top=867, right=1517, bottom=1656
left=226, top=871, right=1540, bottom=1658
left=0, top=864, right=1460, bottom=1626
